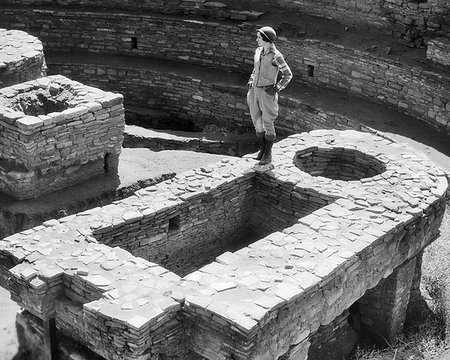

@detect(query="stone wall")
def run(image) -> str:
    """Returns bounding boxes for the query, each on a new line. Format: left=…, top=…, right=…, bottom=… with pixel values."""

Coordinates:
left=382, top=0, right=450, bottom=37
left=0, top=0, right=262, bottom=21
left=427, top=37, right=450, bottom=66
left=123, top=125, right=257, bottom=157
left=357, top=256, right=417, bottom=342
left=2, top=9, right=449, bottom=134
left=52, top=48, right=450, bottom=138
left=243, top=0, right=450, bottom=36
left=91, top=168, right=331, bottom=278
left=0, top=130, right=447, bottom=360
left=2, top=0, right=450, bottom=37
left=95, top=172, right=256, bottom=277
left=288, top=39, right=450, bottom=134
left=0, top=75, right=124, bottom=199
left=0, top=0, right=205, bottom=12
left=0, top=0, right=384, bottom=28
left=50, top=60, right=371, bottom=136
left=308, top=310, right=357, bottom=360
left=0, top=29, right=46, bottom=88
left=255, top=0, right=387, bottom=29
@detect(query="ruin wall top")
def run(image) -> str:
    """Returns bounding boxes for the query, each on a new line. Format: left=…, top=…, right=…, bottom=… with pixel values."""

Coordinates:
left=0, top=130, right=447, bottom=359
left=0, top=28, right=46, bottom=88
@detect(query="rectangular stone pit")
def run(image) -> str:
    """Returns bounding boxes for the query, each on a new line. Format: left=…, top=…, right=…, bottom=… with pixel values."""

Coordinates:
left=95, top=172, right=333, bottom=277
left=0, top=75, right=124, bottom=199
left=18, top=167, right=334, bottom=360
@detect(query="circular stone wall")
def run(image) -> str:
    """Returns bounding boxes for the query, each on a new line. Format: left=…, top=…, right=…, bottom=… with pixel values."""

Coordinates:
left=0, top=29, right=47, bottom=88
left=294, top=147, right=386, bottom=180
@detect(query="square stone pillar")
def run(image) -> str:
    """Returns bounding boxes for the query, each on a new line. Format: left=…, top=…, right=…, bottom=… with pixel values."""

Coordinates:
left=357, top=256, right=418, bottom=343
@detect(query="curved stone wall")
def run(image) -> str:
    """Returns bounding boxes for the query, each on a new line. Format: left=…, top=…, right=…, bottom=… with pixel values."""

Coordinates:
left=382, top=0, right=450, bottom=37
left=0, top=0, right=261, bottom=21
left=0, top=28, right=46, bottom=88
left=0, top=10, right=251, bottom=70
left=50, top=59, right=372, bottom=136
left=272, top=0, right=450, bottom=37
left=1, top=9, right=449, bottom=135
left=1, top=0, right=204, bottom=12
left=2, top=0, right=450, bottom=37
left=293, top=39, right=450, bottom=134
left=293, top=148, right=386, bottom=181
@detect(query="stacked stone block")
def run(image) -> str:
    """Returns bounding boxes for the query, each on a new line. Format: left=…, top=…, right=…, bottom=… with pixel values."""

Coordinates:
left=122, top=125, right=257, bottom=157
left=382, top=0, right=450, bottom=37
left=252, top=176, right=335, bottom=238
left=0, top=0, right=263, bottom=21
left=95, top=169, right=256, bottom=277
left=289, top=39, right=450, bottom=134
left=357, top=256, right=417, bottom=342
left=0, top=130, right=447, bottom=360
left=308, top=310, right=357, bottom=360
left=2, top=9, right=450, bottom=134
left=51, top=60, right=373, bottom=136
left=4, top=10, right=443, bottom=134
left=294, top=147, right=386, bottom=181
left=0, top=75, right=124, bottom=199
left=3, top=0, right=450, bottom=37
left=427, top=38, right=450, bottom=66
left=0, top=28, right=46, bottom=88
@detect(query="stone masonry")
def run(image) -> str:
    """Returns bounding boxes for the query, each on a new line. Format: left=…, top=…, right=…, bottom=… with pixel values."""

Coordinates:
left=50, top=59, right=369, bottom=137
left=427, top=37, right=450, bottom=66
left=3, top=10, right=449, bottom=134
left=0, top=130, right=447, bottom=360
left=1, top=0, right=450, bottom=37
left=0, top=28, right=47, bottom=88
left=0, top=75, right=125, bottom=200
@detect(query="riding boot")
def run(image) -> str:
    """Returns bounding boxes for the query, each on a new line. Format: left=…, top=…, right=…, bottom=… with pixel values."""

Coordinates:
left=253, top=132, right=266, bottom=160
left=259, top=139, right=274, bottom=165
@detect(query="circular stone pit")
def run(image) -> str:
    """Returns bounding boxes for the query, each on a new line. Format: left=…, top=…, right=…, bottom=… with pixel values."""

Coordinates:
left=294, top=147, right=386, bottom=181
